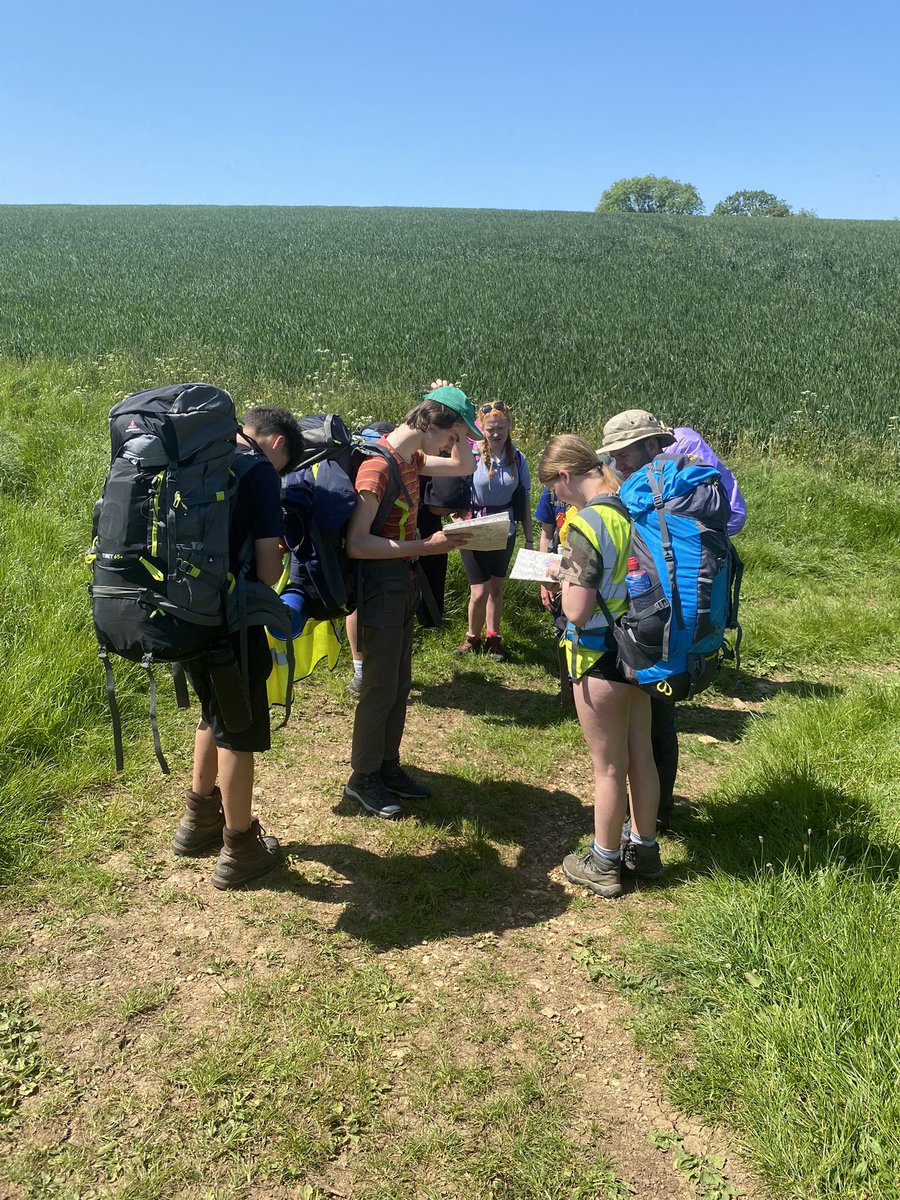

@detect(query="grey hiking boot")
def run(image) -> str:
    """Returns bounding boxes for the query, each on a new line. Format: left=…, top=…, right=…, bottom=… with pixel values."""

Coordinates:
left=211, top=819, right=281, bottom=889
left=562, top=850, right=623, bottom=899
left=344, top=772, right=404, bottom=819
left=380, top=759, right=431, bottom=799
left=172, top=787, right=225, bottom=856
left=622, top=840, right=666, bottom=880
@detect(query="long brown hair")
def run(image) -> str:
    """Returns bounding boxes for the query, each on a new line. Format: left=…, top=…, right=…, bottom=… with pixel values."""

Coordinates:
left=538, top=434, right=618, bottom=492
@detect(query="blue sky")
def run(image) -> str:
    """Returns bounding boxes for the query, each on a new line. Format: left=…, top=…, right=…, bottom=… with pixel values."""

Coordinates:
left=2, top=0, right=898, bottom=218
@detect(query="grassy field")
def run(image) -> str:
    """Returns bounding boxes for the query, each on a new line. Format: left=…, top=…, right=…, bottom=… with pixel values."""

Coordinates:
left=2, top=203, right=900, bottom=1197
left=2, top=352, right=900, bottom=1197
left=2, top=205, right=900, bottom=442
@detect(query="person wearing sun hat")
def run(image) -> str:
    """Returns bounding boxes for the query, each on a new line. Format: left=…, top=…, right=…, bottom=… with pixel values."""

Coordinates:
left=598, top=407, right=747, bottom=831
left=598, top=410, right=745, bottom=537
left=342, top=380, right=477, bottom=820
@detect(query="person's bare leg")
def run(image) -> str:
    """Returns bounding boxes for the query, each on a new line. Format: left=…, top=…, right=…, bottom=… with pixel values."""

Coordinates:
left=218, top=749, right=254, bottom=832
left=485, top=577, right=505, bottom=634
left=346, top=609, right=360, bottom=659
left=466, top=582, right=489, bottom=639
left=573, top=674, right=632, bottom=850
left=192, top=720, right=219, bottom=796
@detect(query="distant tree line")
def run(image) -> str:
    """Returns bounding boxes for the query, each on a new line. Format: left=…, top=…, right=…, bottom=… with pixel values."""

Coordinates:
left=595, top=176, right=817, bottom=218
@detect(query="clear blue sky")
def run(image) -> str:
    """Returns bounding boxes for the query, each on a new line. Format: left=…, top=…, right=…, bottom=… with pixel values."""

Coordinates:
left=2, top=0, right=898, bottom=218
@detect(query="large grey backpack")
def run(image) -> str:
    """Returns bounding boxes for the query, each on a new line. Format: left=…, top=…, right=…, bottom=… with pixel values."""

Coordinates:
left=88, top=383, right=293, bottom=772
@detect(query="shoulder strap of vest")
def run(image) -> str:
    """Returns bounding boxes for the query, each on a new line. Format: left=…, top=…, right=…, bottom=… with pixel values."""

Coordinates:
left=567, top=497, right=629, bottom=664
left=587, top=493, right=629, bottom=520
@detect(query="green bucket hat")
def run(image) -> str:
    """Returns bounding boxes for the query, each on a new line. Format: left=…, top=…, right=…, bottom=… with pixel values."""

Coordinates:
left=422, top=385, right=481, bottom=438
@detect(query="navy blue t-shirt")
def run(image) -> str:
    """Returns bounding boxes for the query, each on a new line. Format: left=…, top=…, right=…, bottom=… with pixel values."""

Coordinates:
left=534, top=486, right=567, bottom=526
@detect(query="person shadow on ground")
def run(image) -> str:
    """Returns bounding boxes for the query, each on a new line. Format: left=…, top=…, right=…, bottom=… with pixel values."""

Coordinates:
left=271, top=772, right=591, bottom=951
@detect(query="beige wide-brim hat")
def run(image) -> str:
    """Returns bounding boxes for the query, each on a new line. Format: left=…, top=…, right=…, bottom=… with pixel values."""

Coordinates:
left=598, top=409, right=676, bottom=456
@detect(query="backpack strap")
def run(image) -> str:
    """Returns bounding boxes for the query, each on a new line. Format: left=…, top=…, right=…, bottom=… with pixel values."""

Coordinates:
left=644, top=464, right=683, bottom=655
left=414, top=562, right=442, bottom=627
left=366, top=444, right=413, bottom=535
left=566, top=495, right=628, bottom=681
left=353, top=445, right=416, bottom=624
left=97, top=646, right=125, bottom=773
left=140, top=653, right=171, bottom=774
left=170, top=662, right=191, bottom=709
left=228, top=448, right=295, bottom=725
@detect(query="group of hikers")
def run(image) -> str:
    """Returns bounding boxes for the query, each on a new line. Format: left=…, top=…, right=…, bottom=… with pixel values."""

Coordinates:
left=91, top=380, right=745, bottom=900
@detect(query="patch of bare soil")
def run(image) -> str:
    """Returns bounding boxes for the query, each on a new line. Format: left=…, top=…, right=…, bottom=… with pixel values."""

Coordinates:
left=2, top=677, right=770, bottom=1200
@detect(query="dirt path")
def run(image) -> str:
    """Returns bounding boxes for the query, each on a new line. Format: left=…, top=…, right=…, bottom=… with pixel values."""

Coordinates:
left=2, top=674, right=771, bottom=1199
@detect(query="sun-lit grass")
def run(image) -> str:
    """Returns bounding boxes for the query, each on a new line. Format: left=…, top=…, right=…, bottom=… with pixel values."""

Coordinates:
left=0, top=226, right=897, bottom=1200
left=2, top=206, right=900, bottom=442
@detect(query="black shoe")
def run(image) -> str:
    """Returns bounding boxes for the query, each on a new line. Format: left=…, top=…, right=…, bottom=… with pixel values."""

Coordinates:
left=622, top=840, right=665, bottom=880
left=380, top=759, right=431, bottom=799
left=344, top=772, right=404, bottom=819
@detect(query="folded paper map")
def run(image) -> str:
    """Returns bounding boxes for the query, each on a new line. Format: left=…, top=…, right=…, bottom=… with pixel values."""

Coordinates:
left=509, top=548, right=560, bottom=582
left=444, top=511, right=511, bottom=552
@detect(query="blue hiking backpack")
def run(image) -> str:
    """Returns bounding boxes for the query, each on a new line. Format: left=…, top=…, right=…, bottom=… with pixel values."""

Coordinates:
left=597, top=455, right=743, bottom=702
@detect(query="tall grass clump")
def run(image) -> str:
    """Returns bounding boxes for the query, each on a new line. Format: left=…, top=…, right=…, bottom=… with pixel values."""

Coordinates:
left=0, top=363, right=132, bottom=873
left=2, top=205, right=899, bottom=442
left=726, top=455, right=900, bottom=675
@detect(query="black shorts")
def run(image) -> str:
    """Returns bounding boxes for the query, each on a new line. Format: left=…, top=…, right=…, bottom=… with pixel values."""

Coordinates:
left=460, top=534, right=516, bottom=586
left=184, top=628, right=273, bottom=753
left=583, top=648, right=630, bottom=685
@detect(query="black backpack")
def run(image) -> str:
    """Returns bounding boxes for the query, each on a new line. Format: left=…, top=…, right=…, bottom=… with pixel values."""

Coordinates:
left=88, top=383, right=294, bottom=773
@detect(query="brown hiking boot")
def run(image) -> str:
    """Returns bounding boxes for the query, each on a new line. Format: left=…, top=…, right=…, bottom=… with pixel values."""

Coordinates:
left=454, top=634, right=483, bottom=655
left=171, top=787, right=225, bottom=856
left=212, top=820, right=281, bottom=889
left=484, top=634, right=507, bottom=662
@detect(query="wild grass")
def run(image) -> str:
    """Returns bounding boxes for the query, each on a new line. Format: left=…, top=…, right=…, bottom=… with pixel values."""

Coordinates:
left=2, top=206, right=900, bottom=442
left=2, top=351, right=900, bottom=1198
left=604, top=682, right=900, bottom=1199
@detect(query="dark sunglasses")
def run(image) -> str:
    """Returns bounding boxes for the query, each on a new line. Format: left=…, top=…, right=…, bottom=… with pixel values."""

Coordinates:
left=479, top=401, right=510, bottom=415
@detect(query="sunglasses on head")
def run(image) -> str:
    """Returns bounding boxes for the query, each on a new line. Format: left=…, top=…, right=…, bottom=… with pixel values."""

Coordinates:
left=479, top=401, right=510, bottom=415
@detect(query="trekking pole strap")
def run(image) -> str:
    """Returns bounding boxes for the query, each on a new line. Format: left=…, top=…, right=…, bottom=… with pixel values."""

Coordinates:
left=98, top=647, right=125, bottom=773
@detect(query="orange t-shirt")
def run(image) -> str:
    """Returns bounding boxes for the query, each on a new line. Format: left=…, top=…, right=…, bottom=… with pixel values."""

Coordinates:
left=355, top=438, right=424, bottom=542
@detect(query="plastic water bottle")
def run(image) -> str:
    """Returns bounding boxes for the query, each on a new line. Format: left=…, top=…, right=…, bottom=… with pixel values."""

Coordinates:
left=624, top=557, right=655, bottom=610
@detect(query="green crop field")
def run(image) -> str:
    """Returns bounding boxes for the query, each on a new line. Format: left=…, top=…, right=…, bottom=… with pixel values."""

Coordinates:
left=2, top=207, right=900, bottom=1200
left=2, top=205, right=899, bottom=441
